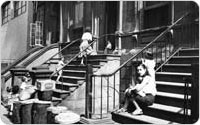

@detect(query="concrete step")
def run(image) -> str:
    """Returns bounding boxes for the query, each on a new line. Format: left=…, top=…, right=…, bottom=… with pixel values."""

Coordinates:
left=52, top=96, right=62, bottom=101
left=178, top=48, right=199, bottom=56
left=168, top=56, right=199, bottom=64
left=70, top=59, right=108, bottom=66
left=85, top=54, right=121, bottom=60
left=53, top=89, right=71, bottom=99
left=145, top=103, right=191, bottom=123
left=32, top=66, right=49, bottom=70
left=56, top=81, right=79, bottom=91
left=29, top=70, right=53, bottom=79
left=156, top=81, right=191, bottom=94
left=156, top=72, right=192, bottom=83
left=62, top=70, right=86, bottom=77
left=63, top=64, right=101, bottom=71
left=44, top=60, right=59, bottom=65
left=52, top=75, right=85, bottom=84
left=111, top=112, right=178, bottom=124
left=155, top=91, right=191, bottom=108
left=161, top=64, right=192, bottom=73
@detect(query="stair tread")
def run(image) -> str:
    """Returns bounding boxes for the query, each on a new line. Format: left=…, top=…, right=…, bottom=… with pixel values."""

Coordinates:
left=53, top=89, right=71, bottom=93
left=172, top=56, right=199, bottom=58
left=89, top=54, right=121, bottom=57
left=116, top=112, right=178, bottom=124
left=52, top=96, right=62, bottom=101
left=156, top=91, right=191, bottom=99
left=156, top=72, right=192, bottom=76
left=67, top=64, right=101, bottom=68
left=56, top=81, right=79, bottom=86
left=61, top=75, right=85, bottom=80
left=30, top=70, right=52, bottom=73
left=73, top=59, right=109, bottom=62
left=149, top=103, right=191, bottom=115
left=180, top=48, right=199, bottom=51
left=164, top=64, right=191, bottom=66
left=156, top=81, right=190, bottom=87
left=63, top=70, right=86, bottom=73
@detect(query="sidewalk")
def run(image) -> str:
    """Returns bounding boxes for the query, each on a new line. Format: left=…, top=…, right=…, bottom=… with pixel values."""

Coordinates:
left=0, top=104, right=13, bottom=125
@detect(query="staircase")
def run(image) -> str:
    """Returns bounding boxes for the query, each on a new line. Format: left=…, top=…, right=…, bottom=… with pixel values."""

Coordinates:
left=112, top=48, right=199, bottom=124
left=30, top=51, right=120, bottom=114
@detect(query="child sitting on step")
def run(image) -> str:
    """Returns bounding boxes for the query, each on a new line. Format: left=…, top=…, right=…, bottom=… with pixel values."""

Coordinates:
left=116, top=62, right=157, bottom=115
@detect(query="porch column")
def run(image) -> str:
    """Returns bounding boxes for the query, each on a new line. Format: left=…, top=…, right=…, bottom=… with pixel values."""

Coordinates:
left=118, top=1, right=123, bottom=51
left=59, top=2, right=63, bottom=42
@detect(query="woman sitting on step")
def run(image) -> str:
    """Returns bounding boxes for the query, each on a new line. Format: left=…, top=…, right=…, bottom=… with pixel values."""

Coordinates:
left=117, top=62, right=157, bottom=115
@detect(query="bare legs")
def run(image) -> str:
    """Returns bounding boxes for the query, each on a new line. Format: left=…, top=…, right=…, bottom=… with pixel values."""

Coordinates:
left=117, top=94, right=143, bottom=115
left=56, top=71, right=62, bottom=83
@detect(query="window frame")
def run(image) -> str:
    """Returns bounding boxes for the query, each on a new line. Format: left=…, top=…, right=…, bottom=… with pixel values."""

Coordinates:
left=14, top=1, right=27, bottom=17
left=142, top=1, right=172, bottom=29
left=1, top=2, right=11, bottom=25
left=74, top=1, right=84, bottom=28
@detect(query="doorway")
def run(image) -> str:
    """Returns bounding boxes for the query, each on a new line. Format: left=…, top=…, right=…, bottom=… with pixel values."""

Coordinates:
left=105, top=2, right=118, bottom=50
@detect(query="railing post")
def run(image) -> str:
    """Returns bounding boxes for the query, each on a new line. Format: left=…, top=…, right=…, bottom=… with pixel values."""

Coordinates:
left=190, top=63, right=199, bottom=123
left=10, top=70, right=15, bottom=87
left=85, top=64, right=93, bottom=118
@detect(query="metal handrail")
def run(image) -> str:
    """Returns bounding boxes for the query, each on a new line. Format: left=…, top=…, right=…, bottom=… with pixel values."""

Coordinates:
left=23, top=43, right=59, bottom=67
left=43, top=38, right=81, bottom=64
left=50, top=33, right=116, bottom=78
left=93, top=11, right=190, bottom=77
left=156, top=47, right=182, bottom=72
left=1, top=46, right=43, bottom=75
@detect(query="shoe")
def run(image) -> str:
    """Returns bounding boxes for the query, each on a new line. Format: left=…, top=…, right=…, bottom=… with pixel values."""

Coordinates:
left=131, top=109, right=143, bottom=115
left=115, top=108, right=127, bottom=113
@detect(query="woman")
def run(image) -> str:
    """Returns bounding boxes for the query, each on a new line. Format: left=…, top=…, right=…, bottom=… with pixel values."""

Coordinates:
left=117, top=62, right=157, bottom=115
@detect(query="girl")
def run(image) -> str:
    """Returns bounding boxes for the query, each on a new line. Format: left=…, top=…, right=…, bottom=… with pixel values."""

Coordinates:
left=117, top=63, right=157, bottom=115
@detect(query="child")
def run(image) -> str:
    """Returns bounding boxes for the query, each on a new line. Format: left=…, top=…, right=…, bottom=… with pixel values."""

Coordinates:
left=104, top=41, right=112, bottom=54
left=56, top=57, right=65, bottom=82
left=19, top=73, right=37, bottom=100
left=79, top=27, right=96, bottom=65
left=20, top=73, right=32, bottom=91
left=6, top=85, right=20, bottom=116
left=117, top=63, right=157, bottom=115
left=142, top=51, right=156, bottom=80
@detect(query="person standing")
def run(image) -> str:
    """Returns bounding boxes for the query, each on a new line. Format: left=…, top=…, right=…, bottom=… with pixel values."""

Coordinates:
left=79, top=27, right=96, bottom=65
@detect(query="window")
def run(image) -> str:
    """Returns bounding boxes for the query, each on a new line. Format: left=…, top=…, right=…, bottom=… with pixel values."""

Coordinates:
left=74, top=2, right=83, bottom=28
left=143, top=2, right=171, bottom=29
left=2, top=2, right=11, bottom=24
left=30, top=21, right=43, bottom=46
left=14, top=1, right=26, bottom=17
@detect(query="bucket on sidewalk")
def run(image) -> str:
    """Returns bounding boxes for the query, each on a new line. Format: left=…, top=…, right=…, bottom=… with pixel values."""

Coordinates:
left=55, top=111, right=80, bottom=124
left=32, top=100, right=52, bottom=124
left=47, top=106, right=68, bottom=124
left=20, top=99, right=35, bottom=124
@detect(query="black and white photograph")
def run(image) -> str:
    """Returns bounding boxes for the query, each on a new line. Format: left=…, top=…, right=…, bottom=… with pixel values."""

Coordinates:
left=0, top=1, right=199, bottom=124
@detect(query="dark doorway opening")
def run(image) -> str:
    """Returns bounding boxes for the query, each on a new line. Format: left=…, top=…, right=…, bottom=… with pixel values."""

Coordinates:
left=105, top=2, right=118, bottom=50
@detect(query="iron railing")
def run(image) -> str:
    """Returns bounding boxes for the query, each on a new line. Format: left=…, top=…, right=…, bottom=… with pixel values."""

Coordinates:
left=88, top=11, right=197, bottom=119
left=49, top=34, right=116, bottom=79
left=42, top=38, right=81, bottom=65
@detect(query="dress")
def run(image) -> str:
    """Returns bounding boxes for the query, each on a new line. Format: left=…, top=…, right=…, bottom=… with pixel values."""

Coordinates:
left=79, top=32, right=95, bottom=57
